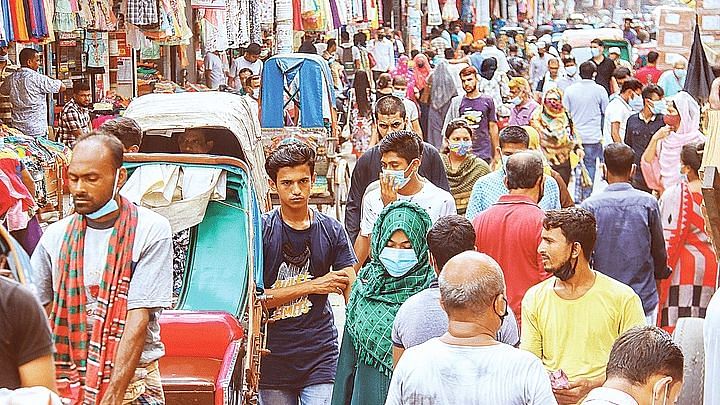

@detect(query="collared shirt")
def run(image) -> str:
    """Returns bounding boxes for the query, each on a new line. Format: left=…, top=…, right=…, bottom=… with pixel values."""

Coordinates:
left=57, top=99, right=91, bottom=147
left=370, top=39, right=395, bottom=72
left=529, top=54, right=552, bottom=87
left=563, top=79, right=609, bottom=144
left=557, top=74, right=579, bottom=91
left=0, top=63, right=18, bottom=125
left=0, top=67, right=63, bottom=137
left=603, top=95, right=633, bottom=144
left=581, top=182, right=669, bottom=314
left=472, top=194, right=549, bottom=321
left=625, top=112, right=665, bottom=193
left=509, top=99, right=539, bottom=126
left=583, top=387, right=639, bottom=405
left=465, top=169, right=561, bottom=221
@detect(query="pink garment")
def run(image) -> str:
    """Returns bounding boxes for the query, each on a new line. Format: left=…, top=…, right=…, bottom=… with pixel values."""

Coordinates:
left=390, top=55, right=411, bottom=80
left=412, top=54, right=431, bottom=92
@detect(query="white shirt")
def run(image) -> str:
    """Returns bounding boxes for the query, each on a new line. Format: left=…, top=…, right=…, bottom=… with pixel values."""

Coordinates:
left=371, top=39, right=395, bottom=72
left=582, top=387, right=639, bottom=405
left=705, top=291, right=720, bottom=404
left=603, top=96, right=634, bottom=143
left=360, top=179, right=456, bottom=236
left=481, top=46, right=510, bottom=73
left=204, top=52, right=227, bottom=89
left=385, top=339, right=558, bottom=405
left=230, top=56, right=263, bottom=76
left=402, top=99, right=419, bottom=122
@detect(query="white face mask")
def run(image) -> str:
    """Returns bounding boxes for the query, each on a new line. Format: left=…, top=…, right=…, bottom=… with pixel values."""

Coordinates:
left=651, top=377, right=672, bottom=405
left=565, top=66, right=577, bottom=76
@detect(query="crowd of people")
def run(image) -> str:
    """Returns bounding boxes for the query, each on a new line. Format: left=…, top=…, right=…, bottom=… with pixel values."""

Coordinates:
left=1, top=18, right=719, bottom=405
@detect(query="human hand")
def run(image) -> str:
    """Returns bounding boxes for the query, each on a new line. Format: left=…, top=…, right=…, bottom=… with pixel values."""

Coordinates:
left=553, top=378, right=594, bottom=405
left=576, top=148, right=585, bottom=161
left=380, top=172, right=399, bottom=207
left=312, top=271, right=350, bottom=295
left=654, top=126, right=671, bottom=141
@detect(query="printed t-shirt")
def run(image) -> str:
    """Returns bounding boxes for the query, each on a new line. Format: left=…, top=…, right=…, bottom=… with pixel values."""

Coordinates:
left=261, top=209, right=357, bottom=389
left=520, top=272, right=646, bottom=380
left=30, top=207, right=174, bottom=365
left=458, top=95, right=497, bottom=161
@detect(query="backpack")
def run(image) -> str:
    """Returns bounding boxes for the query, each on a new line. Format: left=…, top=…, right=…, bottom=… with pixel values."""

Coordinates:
left=341, top=45, right=356, bottom=76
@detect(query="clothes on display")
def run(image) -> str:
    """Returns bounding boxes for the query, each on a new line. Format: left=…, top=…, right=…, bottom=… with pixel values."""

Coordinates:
left=84, top=31, right=107, bottom=68
left=1, top=0, right=51, bottom=43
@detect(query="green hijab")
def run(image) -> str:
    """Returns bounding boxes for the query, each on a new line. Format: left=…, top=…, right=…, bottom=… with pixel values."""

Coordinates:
left=345, top=201, right=435, bottom=376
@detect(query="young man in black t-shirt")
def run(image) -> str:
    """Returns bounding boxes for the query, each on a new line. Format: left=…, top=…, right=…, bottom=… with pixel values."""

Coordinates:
left=590, top=39, right=616, bottom=95
left=260, top=142, right=357, bottom=404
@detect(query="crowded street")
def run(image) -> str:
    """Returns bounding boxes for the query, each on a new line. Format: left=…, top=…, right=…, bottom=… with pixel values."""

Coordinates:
left=1, top=0, right=720, bottom=404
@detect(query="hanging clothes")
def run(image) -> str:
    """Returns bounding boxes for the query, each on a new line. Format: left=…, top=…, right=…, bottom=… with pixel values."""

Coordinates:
left=85, top=32, right=107, bottom=68
left=126, top=0, right=158, bottom=26
left=54, top=0, right=78, bottom=32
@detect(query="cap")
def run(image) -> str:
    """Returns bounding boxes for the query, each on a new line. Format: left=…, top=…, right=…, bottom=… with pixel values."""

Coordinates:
left=609, top=47, right=621, bottom=55
left=536, top=41, right=546, bottom=49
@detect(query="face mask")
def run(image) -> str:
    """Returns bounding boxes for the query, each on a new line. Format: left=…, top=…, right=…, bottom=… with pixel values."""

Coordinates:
left=651, top=99, right=668, bottom=115
left=501, top=155, right=510, bottom=171
left=379, top=247, right=419, bottom=277
left=449, top=140, right=472, bottom=156
left=544, top=98, right=563, bottom=111
left=629, top=94, right=644, bottom=112
left=591, top=48, right=601, bottom=57
left=382, top=160, right=416, bottom=190
left=663, top=114, right=681, bottom=127
left=85, top=170, right=120, bottom=220
left=495, top=295, right=509, bottom=324
left=392, top=90, right=406, bottom=99
left=551, top=244, right=578, bottom=281
left=651, top=377, right=672, bottom=405
left=565, top=66, right=577, bottom=76
left=509, top=96, right=522, bottom=106
left=674, top=69, right=686, bottom=79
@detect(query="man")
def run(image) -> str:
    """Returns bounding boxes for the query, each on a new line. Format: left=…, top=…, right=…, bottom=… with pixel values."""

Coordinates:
left=635, top=51, right=662, bottom=85
left=480, top=37, right=509, bottom=73
left=99, top=117, right=144, bottom=153
left=0, top=266, right=56, bottom=391
left=590, top=39, right=616, bottom=94
left=522, top=208, right=645, bottom=405
left=0, top=48, right=65, bottom=137
left=557, top=56, right=579, bottom=91
left=603, top=78, right=643, bottom=143
left=581, top=144, right=670, bottom=324
left=449, top=24, right=466, bottom=50
left=508, top=77, right=540, bottom=126
left=560, top=44, right=573, bottom=60
left=563, top=61, right=609, bottom=202
left=177, top=128, right=214, bottom=154
left=30, top=134, right=173, bottom=403
left=584, top=326, right=683, bottom=404
left=0, top=47, right=18, bottom=125
left=443, top=66, right=499, bottom=164
left=609, top=47, right=633, bottom=71
left=611, top=67, right=632, bottom=96
left=260, top=141, right=356, bottom=403
left=658, top=59, right=687, bottom=98
left=338, top=31, right=356, bottom=82
left=466, top=126, right=562, bottom=220
left=370, top=30, right=394, bottom=81
left=391, top=76, right=422, bottom=136
left=386, top=252, right=557, bottom=405
left=392, top=215, right=520, bottom=365
left=351, top=32, right=373, bottom=81
left=430, top=28, right=451, bottom=59
left=344, top=96, right=449, bottom=244
left=535, top=58, right=561, bottom=98
left=623, top=18, right=640, bottom=45
left=245, top=75, right=261, bottom=100
left=204, top=49, right=227, bottom=89
left=529, top=41, right=552, bottom=89
left=229, top=43, right=263, bottom=89
left=473, top=151, right=550, bottom=323
left=468, top=40, right=486, bottom=73
left=57, top=82, right=92, bottom=147
left=354, top=131, right=456, bottom=268
left=625, top=85, right=665, bottom=193
left=507, top=44, right=529, bottom=78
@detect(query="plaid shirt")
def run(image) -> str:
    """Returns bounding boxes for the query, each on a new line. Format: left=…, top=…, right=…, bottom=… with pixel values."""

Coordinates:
left=57, top=99, right=91, bottom=147
left=126, top=0, right=158, bottom=26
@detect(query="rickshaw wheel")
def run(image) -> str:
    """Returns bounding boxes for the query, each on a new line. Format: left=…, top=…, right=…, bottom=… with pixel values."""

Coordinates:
left=334, top=159, right=351, bottom=221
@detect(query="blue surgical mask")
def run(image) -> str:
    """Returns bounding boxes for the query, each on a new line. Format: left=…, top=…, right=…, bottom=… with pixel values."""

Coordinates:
left=591, top=48, right=601, bottom=57
left=379, top=247, right=418, bottom=277
left=651, top=99, right=668, bottom=115
left=392, top=90, right=406, bottom=99
left=85, top=170, right=120, bottom=220
left=510, top=96, right=522, bottom=106
left=449, top=140, right=472, bottom=156
left=501, top=155, right=510, bottom=170
left=629, top=94, right=644, bottom=112
left=382, top=160, right=416, bottom=190
left=674, top=69, right=686, bottom=78
left=565, top=66, right=577, bottom=76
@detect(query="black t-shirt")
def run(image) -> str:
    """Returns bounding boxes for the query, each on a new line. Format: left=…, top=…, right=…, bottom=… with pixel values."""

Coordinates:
left=0, top=277, right=53, bottom=389
left=260, top=209, right=357, bottom=389
left=593, top=57, right=616, bottom=94
left=625, top=112, right=665, bottom=193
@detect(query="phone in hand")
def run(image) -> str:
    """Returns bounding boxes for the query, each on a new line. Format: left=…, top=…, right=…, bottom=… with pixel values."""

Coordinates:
left=550, top=369, right=570, bottom=390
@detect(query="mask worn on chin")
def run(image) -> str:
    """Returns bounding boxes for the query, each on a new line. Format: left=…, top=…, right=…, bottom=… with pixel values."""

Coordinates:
left=663, top=114, right=681, bottom=127
left=551, top=245, right=579, bottom=281
left=509, top=96, right=522, bottom=106
left=85, top=169, right=120, bottom=220
left=565, top=66, right=577, bottom=76
left=651, top=377, right=672, bottom=405
left=379, top=247, right=419, bottom=277
left=449, top=140, right=472, bottom=156
left=495, top=295, right=509, bottom=324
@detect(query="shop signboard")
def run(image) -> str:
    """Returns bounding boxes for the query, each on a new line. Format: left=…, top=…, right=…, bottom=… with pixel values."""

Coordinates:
left=191, top=0, right=225, bottom=9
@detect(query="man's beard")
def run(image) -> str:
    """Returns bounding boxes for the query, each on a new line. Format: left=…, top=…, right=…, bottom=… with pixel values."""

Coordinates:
left=546, top=252, right=578, bottom=281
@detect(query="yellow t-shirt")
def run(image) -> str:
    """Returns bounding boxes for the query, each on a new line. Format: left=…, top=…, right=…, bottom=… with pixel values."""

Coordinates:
left=520, top=271, right=645, bottom=381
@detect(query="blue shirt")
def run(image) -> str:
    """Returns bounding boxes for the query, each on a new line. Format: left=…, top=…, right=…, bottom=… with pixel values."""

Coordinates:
left=563, top=79, right=609, bottom=144
left=465, top=169, right=561, bottom=221
left=581, top=182, right=670, bottom=314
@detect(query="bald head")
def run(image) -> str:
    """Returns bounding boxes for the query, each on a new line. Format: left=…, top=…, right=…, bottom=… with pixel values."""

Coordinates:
left=73, top=133, right=125, bottom=169
left=439, top=251, right=505, bottom=313
left=506, top=151, right=543, bottom=190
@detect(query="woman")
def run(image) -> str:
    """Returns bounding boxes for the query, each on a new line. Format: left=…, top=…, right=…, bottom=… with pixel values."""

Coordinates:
left=411, top=54, right=432, bottom=135
left=658, top=143, right=718, bottom=332
left=332, top=201, right=435, bottom=405
left=349, top=70, right=374, bottom=156
left=390, top=55, right=412, bottom=83
left=441, top=119, right=490, bottom=214
left=477, top=57, right=509, bottom=110
left=530, top=87, right=580, bottom=185
left=426, top=61, right=458, bottom=149
left=376, top=72, right=394, bottom=96
left=642, top=91, right=706, bottom=194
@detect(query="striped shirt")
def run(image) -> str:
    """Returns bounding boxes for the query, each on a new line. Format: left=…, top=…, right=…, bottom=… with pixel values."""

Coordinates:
left=0, top=67, right=63, bottom=137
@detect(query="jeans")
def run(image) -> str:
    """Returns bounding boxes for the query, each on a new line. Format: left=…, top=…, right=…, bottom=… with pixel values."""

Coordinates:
left=579, top=142, right=604, bottom=202
left=259, top=383, right=334, bottom=405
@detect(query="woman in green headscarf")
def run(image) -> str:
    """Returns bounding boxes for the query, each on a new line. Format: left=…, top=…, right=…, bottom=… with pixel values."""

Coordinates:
left=331, top=201, right=435, bottom=405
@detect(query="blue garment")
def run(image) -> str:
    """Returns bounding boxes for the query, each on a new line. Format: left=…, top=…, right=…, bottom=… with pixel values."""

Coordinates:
left=658, top=70, right=686, bottom=98
left=469, top=53, right=485, bottom=73
left=581, top=182, right=670, bottom=314
left=260, top=383, right=334, bottom=405
left=465, top=169, right=561, bottom=221
left=563, top=79, right=609, bottom=144
left=261, top=208, right=357, bottom=389
left=577, top=142, right=603, bottom=203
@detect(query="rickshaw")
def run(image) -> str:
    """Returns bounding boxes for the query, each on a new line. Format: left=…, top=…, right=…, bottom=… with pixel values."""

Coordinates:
left=122, top=92, right=270, bottom=404
left=260, top=53, right=351, bottom=218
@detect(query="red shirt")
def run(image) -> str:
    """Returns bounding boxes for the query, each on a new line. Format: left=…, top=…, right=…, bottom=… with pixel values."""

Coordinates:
left=635, top=65, right=663, bottom=85
left=472, top=194, right=549, bottom=324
